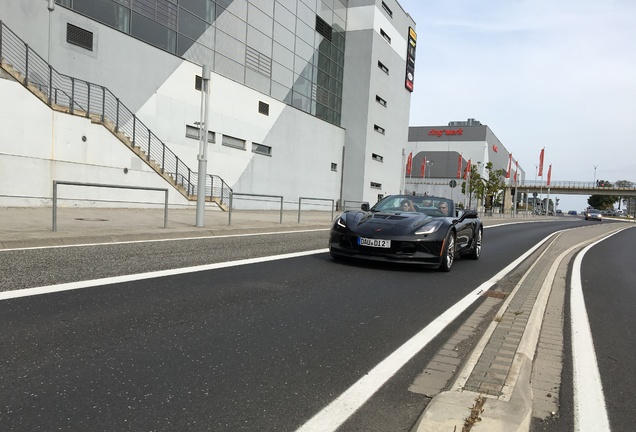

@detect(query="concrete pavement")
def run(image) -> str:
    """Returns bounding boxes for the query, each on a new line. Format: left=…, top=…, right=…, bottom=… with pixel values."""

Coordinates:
left=0, top=206, right=554, bottom=250
left=0, top=206, right=336, bottom=249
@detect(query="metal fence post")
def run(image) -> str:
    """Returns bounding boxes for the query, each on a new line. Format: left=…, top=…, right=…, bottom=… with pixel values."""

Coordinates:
left=279, top=197, right=283, bottom=224
left=228, top=193, right=233, bottom=225
left=101, top=86, right=105, bottom=122
left=298, top=197, right=302, bottom=223
left=70, top=77, right=75, bottom=114
left=52, top=180, right=58, bottom=232
left=24, top=43, right=29, bottom=86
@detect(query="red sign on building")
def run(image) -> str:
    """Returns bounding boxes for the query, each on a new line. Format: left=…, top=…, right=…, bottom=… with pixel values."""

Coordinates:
left=405, top=27, right=416, bottom=92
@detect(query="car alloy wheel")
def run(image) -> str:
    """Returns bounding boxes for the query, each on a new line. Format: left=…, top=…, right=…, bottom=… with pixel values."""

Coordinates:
left=467, top=228, right=482, bottom=260
left=439, top=232, right=455, bottom=272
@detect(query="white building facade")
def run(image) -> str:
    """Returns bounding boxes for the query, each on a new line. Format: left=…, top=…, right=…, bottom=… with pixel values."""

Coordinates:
left=405, top=119, right=526, bottom=209
left=0, top=0, right=415, bottom=209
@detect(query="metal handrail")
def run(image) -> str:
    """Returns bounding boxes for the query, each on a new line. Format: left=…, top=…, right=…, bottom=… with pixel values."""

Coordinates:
left=228, top=193, right=284, bottom=225
left=298, top=197, right=334, bottom=222
left=52, top=180, right=168, bottom=231
left=0, top=21, right=232, bottom=208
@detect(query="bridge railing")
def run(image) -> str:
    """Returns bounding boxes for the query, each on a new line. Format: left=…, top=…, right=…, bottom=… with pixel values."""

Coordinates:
left=517, top=180, right=636, bottom=190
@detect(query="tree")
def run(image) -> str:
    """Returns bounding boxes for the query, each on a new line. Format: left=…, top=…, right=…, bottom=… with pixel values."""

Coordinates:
left=614, top=180, right=633, bottom=209
left=588, top=180, right=619, bottom=210
left=460, top=162, right=506, bottom=209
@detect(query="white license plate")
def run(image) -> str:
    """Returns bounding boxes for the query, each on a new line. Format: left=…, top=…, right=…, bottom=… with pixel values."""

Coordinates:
left=359, top=237, right=391, bottom=248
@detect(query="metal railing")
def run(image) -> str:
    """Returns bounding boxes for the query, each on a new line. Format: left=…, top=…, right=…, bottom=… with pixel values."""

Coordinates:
left=228, top=193, right=284, bottom=225
left=52, top=180, right=168, bottom=231
left=297, top=197, right=335, bottom=222
left=342, top=200, right=367, bottom=211
left=0, top=21, right=231, bottom=209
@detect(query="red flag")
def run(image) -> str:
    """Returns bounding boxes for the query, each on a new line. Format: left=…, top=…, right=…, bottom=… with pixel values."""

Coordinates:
left=406, top=152, right=413, bottom=176
left=547, top=164, right=552, bottom=186
left=421, top=157, right=427, bottom=177
left=513, top=160, right=519, bottom=183
left=463, top=159, right=471, bottom=180
left=538, top=148, right=545, bottom=177
left=457, top=154, right=463, bottom=178
left=505, top=153, right=512, bottom=179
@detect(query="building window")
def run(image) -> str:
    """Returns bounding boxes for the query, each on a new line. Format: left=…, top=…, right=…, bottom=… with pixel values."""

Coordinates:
left=378, top=61, right=389, bottom=74
left=66, top=23, right=93, bottom=51
left=375, top=95, right=387, bottom=107
left=195, top=75, right=202, bottom=90
left=381, top=2, right=393, bottom=17
left=258, top=101, right=270, bottom=115
left=222, top=135, right=246, bottom=150
left=380, top=28, right=391, bottom=44
left=252, top=143, right=272, bottom=156
left=372, top=153, right=384, bottom=162
left=331, top=163, right=337, bottom=172
left=370, top=182, right=382, bottom=189
left=374, top=124, right=385, bottom=135
left=186, top=125, right=215, bottom=143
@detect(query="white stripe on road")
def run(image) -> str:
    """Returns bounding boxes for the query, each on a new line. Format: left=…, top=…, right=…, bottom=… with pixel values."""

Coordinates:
left=0, top=229, right=329, bottom=252
left=570, top=232, right=622, bottom=432
left=295, top=231, right=559, bottom=432
left=0, top=249, right=329, bottom=301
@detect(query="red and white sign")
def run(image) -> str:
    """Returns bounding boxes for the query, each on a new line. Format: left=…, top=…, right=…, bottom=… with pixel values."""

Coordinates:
left=428, top=128, right=464, bottom=137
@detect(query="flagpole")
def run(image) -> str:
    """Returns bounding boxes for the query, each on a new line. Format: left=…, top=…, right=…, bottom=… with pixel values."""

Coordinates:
left=538, top=147, right=545, bottom=216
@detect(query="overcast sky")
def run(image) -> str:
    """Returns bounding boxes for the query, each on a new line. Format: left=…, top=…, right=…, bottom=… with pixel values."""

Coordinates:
left=397, top=0, right=636, bottom=210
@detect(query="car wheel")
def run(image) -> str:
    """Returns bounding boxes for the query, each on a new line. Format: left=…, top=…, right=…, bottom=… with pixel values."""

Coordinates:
left=466, top=227, right=482, bottom=260
left=438, top=231, right=455, bottom=272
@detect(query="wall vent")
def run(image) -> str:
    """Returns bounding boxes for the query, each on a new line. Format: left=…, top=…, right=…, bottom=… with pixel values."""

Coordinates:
left=259, top=101, right=270, bottom=115
left=66, top=23, right=93, bottom=51
left=315, top=15, right=333, bottom=41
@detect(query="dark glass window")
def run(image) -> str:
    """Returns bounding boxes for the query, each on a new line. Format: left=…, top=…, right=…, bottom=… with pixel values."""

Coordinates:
left=178, top=8, right=208, bottom=40
left=179, top=0, right=215, bottom=23
left=131, top=11, right=176, bottom=53
left=178, top=34, right=196, bottom=56
left=72, top=0, right=130, bottom=32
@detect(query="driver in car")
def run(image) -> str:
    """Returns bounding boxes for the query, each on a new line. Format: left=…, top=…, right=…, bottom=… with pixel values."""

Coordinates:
left=437, top=201, right=450, bottom=216
left=400, top=199, right=415, bottom=212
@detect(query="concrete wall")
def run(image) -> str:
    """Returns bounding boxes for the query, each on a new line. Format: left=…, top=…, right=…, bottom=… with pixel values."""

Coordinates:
left=0, top=78, right=191, bottom=208
left=0, top=2, right=346, bottom=209
left=341, top=0, right=414, bottom=205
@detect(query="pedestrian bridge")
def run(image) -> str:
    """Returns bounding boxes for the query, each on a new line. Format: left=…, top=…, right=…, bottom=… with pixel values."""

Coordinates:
left=513, top=181, right=636, bottom=197
left=408, top=178, right=636, bottom=197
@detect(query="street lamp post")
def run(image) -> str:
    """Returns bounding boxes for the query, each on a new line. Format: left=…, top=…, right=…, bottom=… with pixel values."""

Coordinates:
left=593, top=165, right=598, bottom=187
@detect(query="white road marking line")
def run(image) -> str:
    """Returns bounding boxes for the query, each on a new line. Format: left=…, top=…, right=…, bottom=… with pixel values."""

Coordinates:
left=295, top=231, right=559, bottom=432
left=0, top=229, right=329, bottom=252
left=570, top=232, right=621, bottom=432
left=0, top=249, right=329, bottom=301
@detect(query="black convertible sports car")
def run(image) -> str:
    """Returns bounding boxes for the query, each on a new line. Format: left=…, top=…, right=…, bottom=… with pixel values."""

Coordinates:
left=329, top=195, right=483, bottom=271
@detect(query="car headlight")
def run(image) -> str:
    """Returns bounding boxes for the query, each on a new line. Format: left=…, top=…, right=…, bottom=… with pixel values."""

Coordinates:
left=415, top=220, right=442, bottom=235
left=336, top=217, right=347, bottom=228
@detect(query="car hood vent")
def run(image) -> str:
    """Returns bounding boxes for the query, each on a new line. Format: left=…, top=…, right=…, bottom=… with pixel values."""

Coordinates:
left=373, top=214, right=409, bottom=220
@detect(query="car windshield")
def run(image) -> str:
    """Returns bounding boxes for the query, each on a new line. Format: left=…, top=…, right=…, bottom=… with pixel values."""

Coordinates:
left=371, top=196, right=453, bottom=217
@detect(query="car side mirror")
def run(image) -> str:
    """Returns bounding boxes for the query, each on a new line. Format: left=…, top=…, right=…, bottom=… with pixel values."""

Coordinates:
left=462, top=210, right=478, bottom=219
left=361, top=202, right=370, bottom=211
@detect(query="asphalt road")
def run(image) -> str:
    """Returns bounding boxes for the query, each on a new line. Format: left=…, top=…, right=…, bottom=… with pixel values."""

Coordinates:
left=531, top=223, right=636, bottom=432
left=0, top=218, right=629, bottom=431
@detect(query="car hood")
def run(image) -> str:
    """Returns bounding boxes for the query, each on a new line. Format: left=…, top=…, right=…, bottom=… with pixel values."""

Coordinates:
left=341, top=211, right=443, bottom=234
